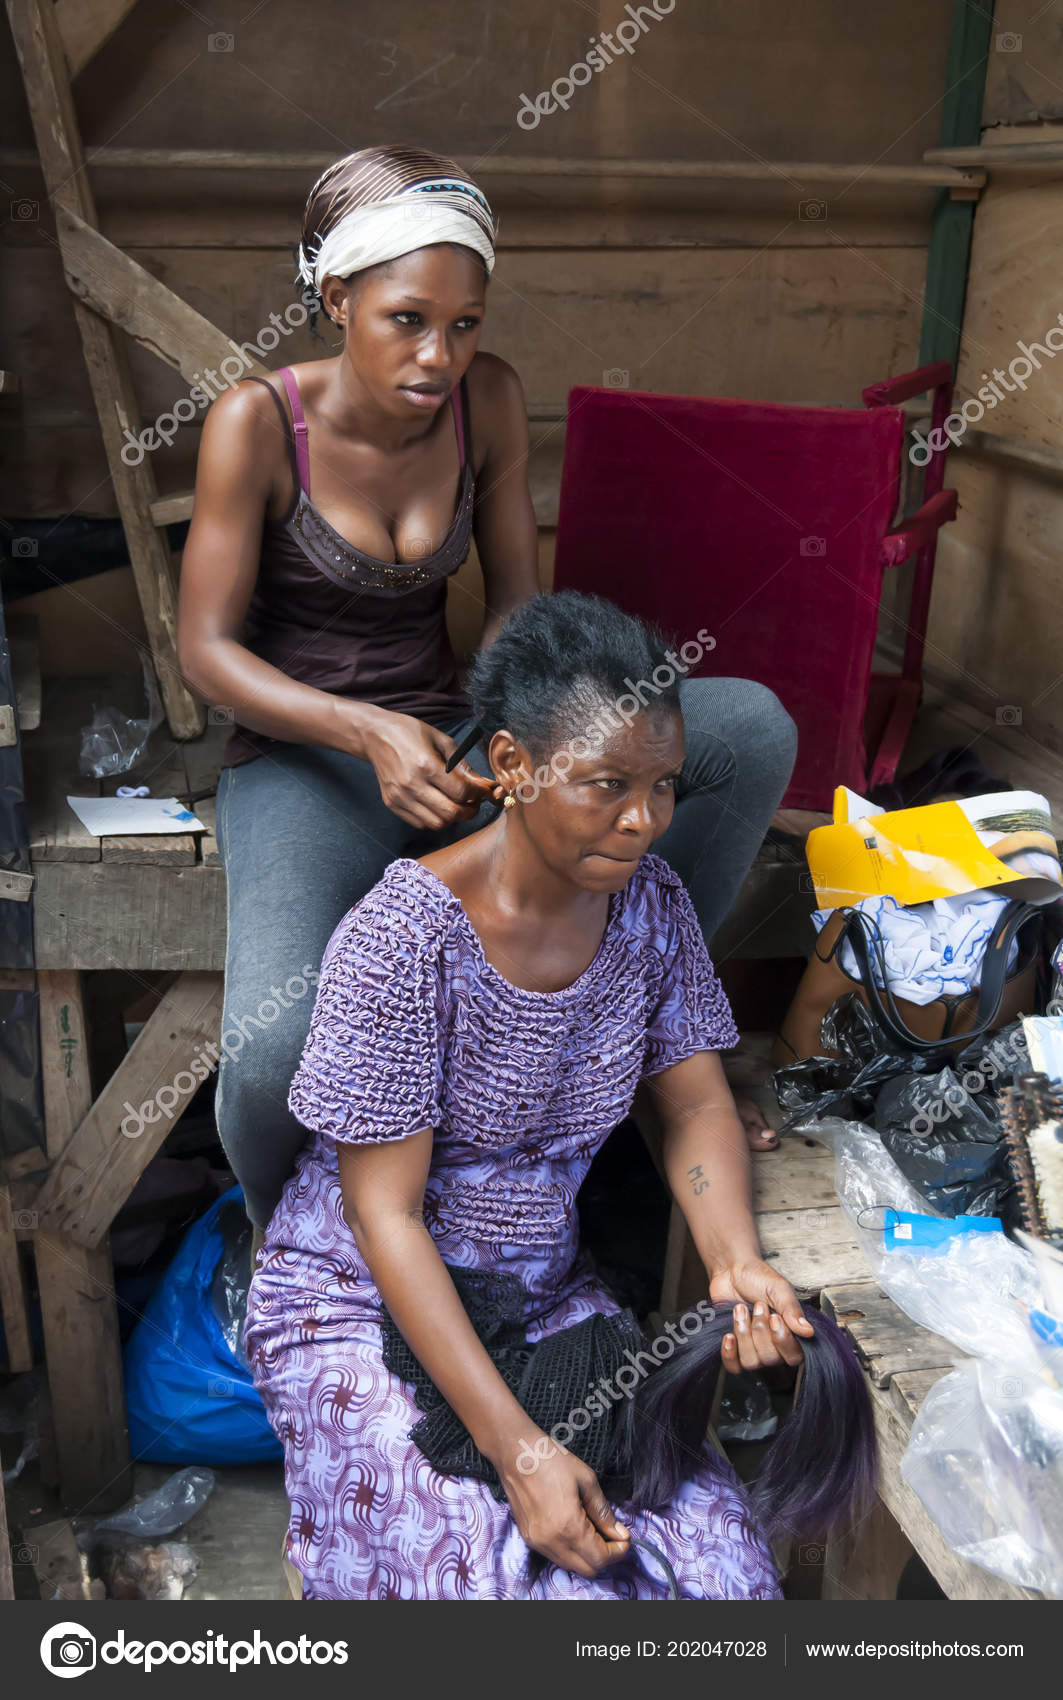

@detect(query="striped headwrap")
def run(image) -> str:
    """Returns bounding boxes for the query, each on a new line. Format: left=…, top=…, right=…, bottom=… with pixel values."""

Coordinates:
left=298, top=147, right=497, bottom=292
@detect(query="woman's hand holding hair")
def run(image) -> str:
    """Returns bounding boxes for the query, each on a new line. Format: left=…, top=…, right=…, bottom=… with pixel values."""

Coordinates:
left=494, top=1436, right=631, bottom=1581
left=708, top=1261, right=813, bottom=1376
left=359, top=708, right=501, bottom=829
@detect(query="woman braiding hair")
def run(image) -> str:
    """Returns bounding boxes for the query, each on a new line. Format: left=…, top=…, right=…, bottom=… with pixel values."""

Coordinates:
left=177, top=143, right=798, bottom=1238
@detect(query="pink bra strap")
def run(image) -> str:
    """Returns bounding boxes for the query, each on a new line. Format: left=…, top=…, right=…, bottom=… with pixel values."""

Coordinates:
left=278, top=367, right=311, bottom=496
left=451, top=379, right=466, bottom=470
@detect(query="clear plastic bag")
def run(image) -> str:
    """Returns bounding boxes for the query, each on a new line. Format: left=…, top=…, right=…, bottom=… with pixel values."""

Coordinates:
left=902, top=1359, right=1063, bottom=1597
left=809, top=1115, right=1063, bottom=1594
left=716, top=1373, right=778, bottom=1442
left=100, top=1540, right=199, bottom=1601
left=79, top=654, right=163, bottom=778
left=85, top=1466, right=215, bottom=1548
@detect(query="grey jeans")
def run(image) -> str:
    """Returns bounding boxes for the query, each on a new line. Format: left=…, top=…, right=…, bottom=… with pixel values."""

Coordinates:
left=214, top=679, right=797, bottom=1226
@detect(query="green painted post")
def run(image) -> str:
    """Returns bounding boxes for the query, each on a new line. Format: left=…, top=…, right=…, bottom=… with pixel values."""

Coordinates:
left=918, top=1, right=996, bottom=371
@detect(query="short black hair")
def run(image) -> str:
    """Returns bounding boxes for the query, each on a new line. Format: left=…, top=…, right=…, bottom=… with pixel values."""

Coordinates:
left=466, top=591, right=684, bottom=764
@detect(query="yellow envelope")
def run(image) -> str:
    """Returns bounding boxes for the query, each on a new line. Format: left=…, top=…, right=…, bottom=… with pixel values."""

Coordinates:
left=806, top=787, right=1062, bottom=908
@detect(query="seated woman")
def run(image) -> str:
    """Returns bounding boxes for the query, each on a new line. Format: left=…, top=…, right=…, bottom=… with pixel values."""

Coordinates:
left=245, top=591, right=813, bottom=1601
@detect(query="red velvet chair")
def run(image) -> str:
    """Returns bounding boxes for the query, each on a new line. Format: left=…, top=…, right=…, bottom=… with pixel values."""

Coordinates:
left=552, top=365, right=958, bottom=811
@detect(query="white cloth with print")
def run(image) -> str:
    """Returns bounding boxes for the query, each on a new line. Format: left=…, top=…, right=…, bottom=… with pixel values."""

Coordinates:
left=812, top=891, right=1018, bottom=1006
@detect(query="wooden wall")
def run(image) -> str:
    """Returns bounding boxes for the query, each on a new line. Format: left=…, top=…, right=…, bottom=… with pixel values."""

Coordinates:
left=924, top=1, right=1063, bottom=756
left=1, top=0, right=958, bottom=673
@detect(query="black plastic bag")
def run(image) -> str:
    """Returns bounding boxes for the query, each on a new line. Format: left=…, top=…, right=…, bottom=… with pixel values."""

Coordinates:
left=873, top=1067, right=1016, bottom=1218
left=773, top=996, right=932, bottom=1132
left=208, top=1196, right=254, bottom=1360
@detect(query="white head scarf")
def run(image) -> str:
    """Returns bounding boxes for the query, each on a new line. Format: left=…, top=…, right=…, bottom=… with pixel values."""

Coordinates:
left=298, top=178, right=497, bottom=293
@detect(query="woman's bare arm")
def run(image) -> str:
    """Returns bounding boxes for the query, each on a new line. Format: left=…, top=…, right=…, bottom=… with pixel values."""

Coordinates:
left=646, top=1051, right=813, bottom=1370
left=337, top=1130, right=630, bottom=1577
left=467, top=355, right=541, bottom=650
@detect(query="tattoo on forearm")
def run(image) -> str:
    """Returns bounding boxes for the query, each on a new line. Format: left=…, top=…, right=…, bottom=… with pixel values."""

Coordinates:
left=687, top=1163, right=709, bottom=1197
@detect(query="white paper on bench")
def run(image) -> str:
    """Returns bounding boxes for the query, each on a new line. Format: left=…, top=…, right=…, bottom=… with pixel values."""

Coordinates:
left=66, top=796, right=206, bottom=837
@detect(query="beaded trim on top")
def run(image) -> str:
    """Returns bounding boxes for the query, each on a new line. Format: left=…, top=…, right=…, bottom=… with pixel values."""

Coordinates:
left=287, top=460, right=474, bottom=598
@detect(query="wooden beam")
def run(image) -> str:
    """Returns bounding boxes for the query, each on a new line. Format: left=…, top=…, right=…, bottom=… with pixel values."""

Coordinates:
left=952, top=427, right=1063, bottom=481
left=150, top=490, right=195, bottom=528
left=5, top=0, right=203, bottom=741
left=35, top=970, right=132, bottom=1511
left=0, top=1185, right=33, bottom=1372
left=34, top=971, right=224, bottom=1248
left=926, top=140, right=1063, bottom=168
left=55, top=0, right=140, bottom=80
left=32, top=861, right=226, bottom=970
left=57, top=206, right=268, bottom=387
left=0, top=146, right=987, bottom=190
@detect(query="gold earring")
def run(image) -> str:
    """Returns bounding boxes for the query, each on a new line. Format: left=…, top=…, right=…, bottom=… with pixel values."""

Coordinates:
left=502, top=793, right=517, bottom=809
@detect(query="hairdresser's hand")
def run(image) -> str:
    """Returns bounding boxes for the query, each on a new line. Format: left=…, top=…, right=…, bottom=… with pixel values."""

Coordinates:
left=497, top=1436, right=632, bottom=1580
left=709, top=1261, right=813, bottom=1376
left=362, top=709, right=502, bottom=830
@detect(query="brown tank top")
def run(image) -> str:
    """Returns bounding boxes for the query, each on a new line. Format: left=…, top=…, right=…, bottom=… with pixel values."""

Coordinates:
left=220, top=365, right=473, bottom=769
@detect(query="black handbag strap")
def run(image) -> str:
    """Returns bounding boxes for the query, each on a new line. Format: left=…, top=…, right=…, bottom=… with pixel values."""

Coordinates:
left=834, top=899, right=1040, bottom=1055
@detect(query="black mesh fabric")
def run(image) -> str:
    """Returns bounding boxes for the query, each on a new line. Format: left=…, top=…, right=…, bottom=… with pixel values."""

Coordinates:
left=379, top=1265, right=647, bottom=1502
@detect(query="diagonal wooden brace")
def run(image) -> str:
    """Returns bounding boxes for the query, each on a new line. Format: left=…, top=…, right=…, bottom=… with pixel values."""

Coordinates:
left=56, top=207, right=269, bottom=386
left=34, top=971, right=225, bottom=1249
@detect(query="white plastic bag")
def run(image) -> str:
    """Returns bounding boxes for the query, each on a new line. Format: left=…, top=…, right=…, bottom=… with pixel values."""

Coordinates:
left=803, top=1115, right=1063, bottom=1595
left=902, top=1359, right=1063, bottom=1597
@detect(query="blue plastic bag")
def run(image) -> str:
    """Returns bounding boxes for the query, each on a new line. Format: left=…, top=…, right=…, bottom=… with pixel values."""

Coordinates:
left=124, top=1186, right=281, bottom=1466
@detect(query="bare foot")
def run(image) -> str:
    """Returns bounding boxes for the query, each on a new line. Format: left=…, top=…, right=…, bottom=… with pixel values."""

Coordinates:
left=734, top=1093, right=778, bottom=1152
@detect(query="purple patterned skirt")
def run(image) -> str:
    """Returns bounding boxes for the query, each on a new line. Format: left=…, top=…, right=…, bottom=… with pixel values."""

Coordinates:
left=245, top=1134, right=781, bottom=1601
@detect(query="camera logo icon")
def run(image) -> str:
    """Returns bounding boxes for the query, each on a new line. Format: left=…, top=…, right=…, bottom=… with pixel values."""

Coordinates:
left=40, top=1622, right=97, bottom=1678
